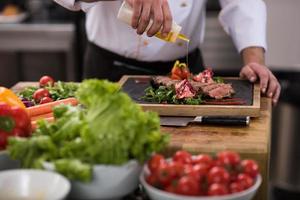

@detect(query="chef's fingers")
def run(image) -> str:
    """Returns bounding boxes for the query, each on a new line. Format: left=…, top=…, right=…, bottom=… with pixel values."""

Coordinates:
left=131, top=0, right=142, bottom=29
left=248, top=63, right=269, bottom=94
left=239, top=65, right=257, bottom=82
left=136, top=1, right=152, bottom=35
left=147, top=2, right=164, bottom=36
left=273, top=84, right=281, bottom=106
left=267, top=73, right=279, bottom=98
left=161, top=0, right=172, bottom=37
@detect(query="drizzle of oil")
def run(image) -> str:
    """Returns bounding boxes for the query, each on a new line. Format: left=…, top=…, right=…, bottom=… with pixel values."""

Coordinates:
left=177, top=34, right=190, bottom=67
left=186, top=40, right=190, bottom=67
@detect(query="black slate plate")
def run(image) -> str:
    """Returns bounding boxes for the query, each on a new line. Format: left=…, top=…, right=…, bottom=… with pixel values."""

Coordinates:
left=121, top=77, right=253, bottom=106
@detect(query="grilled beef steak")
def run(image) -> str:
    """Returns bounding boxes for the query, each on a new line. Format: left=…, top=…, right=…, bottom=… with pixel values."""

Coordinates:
left=151, top=76, right=235, bottom=99
left=175, top=80, right=196, bottom=99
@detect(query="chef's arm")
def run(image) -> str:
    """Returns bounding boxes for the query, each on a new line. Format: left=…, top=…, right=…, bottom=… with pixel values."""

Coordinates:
left=218, top=0, right=281, bottom=105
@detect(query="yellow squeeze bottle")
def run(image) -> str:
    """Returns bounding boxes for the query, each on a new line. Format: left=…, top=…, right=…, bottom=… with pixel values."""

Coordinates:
left=117, top=2, right=189, bottom=43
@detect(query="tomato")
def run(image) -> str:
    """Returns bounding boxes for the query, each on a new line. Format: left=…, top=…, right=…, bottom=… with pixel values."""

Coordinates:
left=146, top=174, right=161, bottom=188
left=39, top=76, right=55, bottom=87
left=193, top=154, right=213, bottom=166
left=207, top=166, right=230, bottom=185
left=237, top=173, right=254, bottom=189
left=10, top=106, right=30, bottom=131
left=173, top=150, right=192, bottom=164
left=148, top=154, right=165, bottom=173
left=156, top=163, right=177, bottom=186
left=192, top=163, right=209, bottom=180
left=168, top=161, right=184, bottom=178
left=241, top=159, right=259, bottom=178
left=208, top=183, right=229, bottom=196
left=217, top=151, right=241, bottom=167
left=175, top=176, right=200, bottom=196
left=33, top=88, right=50, bottom=103
left=0, top=131, right=9, bottom=150
left=165, top=184, right=177, bottom=194
left=40, top=97, right=54, bottom=104
left=0, top=102, right=12, bottom=116
left=229, top=182, right=244, bottom=193
left=184, top=163, right=209, bottom=182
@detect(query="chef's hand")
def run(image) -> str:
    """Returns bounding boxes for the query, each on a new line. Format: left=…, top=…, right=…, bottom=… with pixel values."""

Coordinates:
left=240, top=47, right=281, bottom=106
left=126, top=0, right=173, bottom=37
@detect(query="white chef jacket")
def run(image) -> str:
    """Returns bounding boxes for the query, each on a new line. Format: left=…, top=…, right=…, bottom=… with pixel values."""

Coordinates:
left=54, top=0, right=267, bottom=62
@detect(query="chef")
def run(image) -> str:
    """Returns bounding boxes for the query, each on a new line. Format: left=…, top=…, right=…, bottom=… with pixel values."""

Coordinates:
left=54, top=0, right=280, bottom=105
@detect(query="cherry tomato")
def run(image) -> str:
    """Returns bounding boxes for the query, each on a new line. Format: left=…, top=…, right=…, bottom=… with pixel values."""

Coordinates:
left=207, top=166, right=230, bottom=185
left=148, top=154, right=166, bottom=173
left=208, top=183, right=229, bottom=196
left=241, top=159, right=259, bottom=178
left=217, top=151, right=241, bottom=167
left=0, top=102, right=12, bottom=116
left=0, top=131, right=9, bottom=150
left=165, top=184, right=177, bottom=194
left=237, top=173, right=254, bottom=189
left=168, top=161, right=184, bottom=178
left=40, top=97, right=54, bottom=104
left=33, top=88, right=50, bottom=103
left=229, top=182, right=244, bottom=193
left=146, top=174, right=161, bottom=188
left=10, top=106, right=30, bottom=132
left=156, top=163, right=177, bottom=186
left=193, top=154, right=213, bottom=166
left=192, top=163, right=209, bottom=180
left=173, top=150, right=192, bottom=164
left=39, top=75, right=55, bottom=87
left=11, top=128, right=27, bottom=137
left=175, top=176, right=200, bottom=196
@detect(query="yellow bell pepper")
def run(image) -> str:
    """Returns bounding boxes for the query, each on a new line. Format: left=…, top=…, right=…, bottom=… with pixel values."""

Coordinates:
left=0, top=87, right=25, bottom=109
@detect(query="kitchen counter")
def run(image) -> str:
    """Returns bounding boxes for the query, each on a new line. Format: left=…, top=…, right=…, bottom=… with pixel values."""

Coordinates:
left=11, top=82, right=272, bottom=200
left=162, top=97, right=272, bottom=200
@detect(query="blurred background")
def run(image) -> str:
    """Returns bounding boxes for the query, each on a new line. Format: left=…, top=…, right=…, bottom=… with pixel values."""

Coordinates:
left=0, top=0, right=299, bottom=199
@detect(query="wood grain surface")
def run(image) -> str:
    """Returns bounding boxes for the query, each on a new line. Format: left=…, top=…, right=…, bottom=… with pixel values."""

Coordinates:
left=119, top=75, right=261, bottom=117
left=161, top=97, right=272, bottom=200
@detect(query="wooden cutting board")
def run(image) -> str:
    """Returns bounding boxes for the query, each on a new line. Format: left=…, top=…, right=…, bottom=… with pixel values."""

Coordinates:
left=119, top=75, right=261, bottom=117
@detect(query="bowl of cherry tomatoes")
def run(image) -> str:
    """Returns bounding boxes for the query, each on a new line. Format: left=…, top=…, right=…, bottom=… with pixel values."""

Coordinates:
left=140, top=150, right=262, bottom=200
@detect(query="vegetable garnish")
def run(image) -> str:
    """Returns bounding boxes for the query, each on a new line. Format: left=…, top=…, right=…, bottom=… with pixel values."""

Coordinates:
left=8, top=79, right=169, bottom=182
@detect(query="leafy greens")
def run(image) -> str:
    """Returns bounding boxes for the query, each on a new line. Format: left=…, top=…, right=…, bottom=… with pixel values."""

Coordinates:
left=8, top=79, right=169, bottom=182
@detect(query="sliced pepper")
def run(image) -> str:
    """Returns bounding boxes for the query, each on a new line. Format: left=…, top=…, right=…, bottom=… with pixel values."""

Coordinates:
left=0, top=87, right=25, bottom=109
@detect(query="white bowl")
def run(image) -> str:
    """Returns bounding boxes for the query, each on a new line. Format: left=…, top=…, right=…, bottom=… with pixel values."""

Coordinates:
left=140, top=165, right=262, bottom=200
left=43, top=160, right=142, bottom=200
left=0, top=169, right=71, bottom=200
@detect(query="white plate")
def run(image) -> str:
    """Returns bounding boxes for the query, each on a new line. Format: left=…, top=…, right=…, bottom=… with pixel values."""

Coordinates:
left=0, top=12, right=28, bottom=23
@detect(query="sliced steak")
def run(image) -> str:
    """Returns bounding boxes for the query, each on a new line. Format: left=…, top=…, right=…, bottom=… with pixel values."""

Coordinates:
left=175, top=80, right=196, bottom=99
left=151, top=76, right=235, bottom=99
left=207, top=84, right=235, bottom=99
left=151, top=76, right=179, bottom=88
